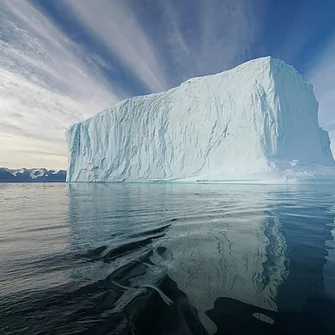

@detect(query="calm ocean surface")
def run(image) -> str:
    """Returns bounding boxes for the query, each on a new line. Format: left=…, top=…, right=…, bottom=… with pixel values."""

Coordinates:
left=1, top=182, right=335, bottom=334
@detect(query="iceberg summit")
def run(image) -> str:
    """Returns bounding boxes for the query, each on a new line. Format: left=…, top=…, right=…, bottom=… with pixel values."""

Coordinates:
left=66, top=56, right=334, bottom=183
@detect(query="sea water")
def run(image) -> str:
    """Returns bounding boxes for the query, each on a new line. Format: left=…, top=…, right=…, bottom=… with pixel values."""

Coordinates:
left=1, top=183, right=334, bottom=334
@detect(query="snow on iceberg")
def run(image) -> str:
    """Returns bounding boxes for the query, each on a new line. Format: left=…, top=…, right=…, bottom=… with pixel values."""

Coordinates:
left=66, top=56, right=334, bottom=183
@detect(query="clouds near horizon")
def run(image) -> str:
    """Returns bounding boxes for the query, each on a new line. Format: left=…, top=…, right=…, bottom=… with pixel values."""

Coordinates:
left=0, top=0, right=120, bottom=168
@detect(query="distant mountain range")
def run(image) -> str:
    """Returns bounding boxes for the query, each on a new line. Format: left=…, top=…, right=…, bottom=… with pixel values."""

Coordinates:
left=0, top=168, right=66, bottom=182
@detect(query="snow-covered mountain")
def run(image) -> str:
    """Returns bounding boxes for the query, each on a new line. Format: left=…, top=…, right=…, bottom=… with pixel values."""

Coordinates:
left=0, top=168, right=66, bottom=182
left=66, top=56, right=334, bottom=183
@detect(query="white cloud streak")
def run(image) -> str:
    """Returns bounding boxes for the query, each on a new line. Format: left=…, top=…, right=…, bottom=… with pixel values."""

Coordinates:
left=0, top=0, right=120, bottom=169
left=62, top=0, right=169, bottom=93
left=62, top=0, right=267, bottom=89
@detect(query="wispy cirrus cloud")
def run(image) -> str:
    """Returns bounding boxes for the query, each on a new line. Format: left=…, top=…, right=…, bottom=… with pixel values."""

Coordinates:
left=62, top=0, right=169, bottom=93
left=0, top=0, right=120, bottom=169
left=62, top=0, right=267, bottom=88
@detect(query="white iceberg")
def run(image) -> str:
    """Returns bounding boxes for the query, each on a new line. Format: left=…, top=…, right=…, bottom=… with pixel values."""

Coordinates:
left=66, top=56, right=334, bottom=183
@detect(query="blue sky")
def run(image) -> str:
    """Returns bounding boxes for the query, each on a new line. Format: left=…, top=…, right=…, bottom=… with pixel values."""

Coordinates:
left=0, top=0, right=335, bottom=169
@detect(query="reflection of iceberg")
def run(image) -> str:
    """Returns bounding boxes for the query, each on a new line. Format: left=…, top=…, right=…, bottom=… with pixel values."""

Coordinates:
left=66, top=183, right=335, bottom=333
left=148, top=184, right=289, bottom=333
left=67, top=183, right=174, bottom=284
left=67, top=183, right=174, bottom=249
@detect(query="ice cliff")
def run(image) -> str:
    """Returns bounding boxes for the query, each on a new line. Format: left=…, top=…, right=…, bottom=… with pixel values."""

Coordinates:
left=66, top=56, right=334, bottom=182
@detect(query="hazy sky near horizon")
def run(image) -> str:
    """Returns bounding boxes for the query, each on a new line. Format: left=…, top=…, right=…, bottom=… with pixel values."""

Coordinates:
left=1, top=0, right=335, bottom=169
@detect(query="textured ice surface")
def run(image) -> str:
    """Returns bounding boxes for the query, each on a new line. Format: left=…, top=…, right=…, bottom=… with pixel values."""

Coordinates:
left=66, top=57, right=334, bottom=182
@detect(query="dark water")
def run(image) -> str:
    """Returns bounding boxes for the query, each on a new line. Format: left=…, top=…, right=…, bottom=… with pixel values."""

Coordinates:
left=1, top=183, right=335, bottom=334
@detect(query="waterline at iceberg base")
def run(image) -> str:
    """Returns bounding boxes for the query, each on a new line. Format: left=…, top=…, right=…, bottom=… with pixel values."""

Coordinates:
left=66, top=56, right=334, bottom=183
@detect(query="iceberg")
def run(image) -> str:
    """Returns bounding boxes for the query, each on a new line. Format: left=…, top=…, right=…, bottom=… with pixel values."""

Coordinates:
left=66, top=56, right=334, bottom=183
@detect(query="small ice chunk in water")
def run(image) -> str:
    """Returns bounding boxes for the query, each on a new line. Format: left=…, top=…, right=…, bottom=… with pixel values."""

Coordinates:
left=252, top=312, right=275, bottom=324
